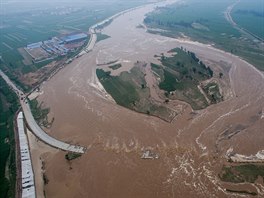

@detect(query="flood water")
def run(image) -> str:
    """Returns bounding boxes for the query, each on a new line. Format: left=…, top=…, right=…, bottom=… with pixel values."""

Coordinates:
left=37, top=1, right=264, bottom=197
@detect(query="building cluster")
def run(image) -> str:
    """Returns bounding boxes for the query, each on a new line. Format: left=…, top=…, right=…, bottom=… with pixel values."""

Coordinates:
left=17, top=112, right=36, bottom=198
left=25, top=33, right=87, bottom=62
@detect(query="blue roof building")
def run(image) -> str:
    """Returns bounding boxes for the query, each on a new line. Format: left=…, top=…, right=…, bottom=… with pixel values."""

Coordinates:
left=62, top=33, right=87, bottom=43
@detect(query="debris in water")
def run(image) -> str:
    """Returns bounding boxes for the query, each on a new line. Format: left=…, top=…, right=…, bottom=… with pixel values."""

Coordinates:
left=141, top=150, right=159, bottom=159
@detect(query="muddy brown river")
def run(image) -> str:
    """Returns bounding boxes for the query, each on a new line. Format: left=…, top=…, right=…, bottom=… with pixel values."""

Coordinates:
left=35, top=1, right=264, bottom=197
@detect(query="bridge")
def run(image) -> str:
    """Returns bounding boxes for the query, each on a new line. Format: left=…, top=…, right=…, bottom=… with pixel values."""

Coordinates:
left=0, top=70, right=86, bottom=153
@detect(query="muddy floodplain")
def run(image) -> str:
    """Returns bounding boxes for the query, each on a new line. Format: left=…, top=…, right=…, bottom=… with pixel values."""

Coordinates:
left=35, top=1, right=264, bottom=198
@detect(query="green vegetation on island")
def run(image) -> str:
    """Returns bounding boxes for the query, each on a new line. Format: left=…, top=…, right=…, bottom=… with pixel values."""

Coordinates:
left=96, top=68, right=140, bottom=109
left=97, top=48, right=222, bottom=120
left=0, top=77, right=19, bottom=198
left=219, top=164, right=264, bottom=183
left=65, top=152, right=82, bottom=161
left=109, top=63, right=122, bottom=70
left=152, top=48, right=217, bottom=110
left=96, top=63, right=176, bottom=122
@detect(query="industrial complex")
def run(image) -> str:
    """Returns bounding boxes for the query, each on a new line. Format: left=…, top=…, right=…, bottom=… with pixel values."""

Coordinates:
left=24, top=32, right=88, bottom=63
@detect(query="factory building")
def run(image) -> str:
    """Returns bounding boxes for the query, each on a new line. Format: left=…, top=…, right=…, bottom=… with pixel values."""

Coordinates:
left=61, top=33, right=87, bottom=44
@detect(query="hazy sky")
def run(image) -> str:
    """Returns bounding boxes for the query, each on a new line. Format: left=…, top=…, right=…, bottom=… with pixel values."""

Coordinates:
left=0, top=0, right=157, bottom=15
left=0, top=0, right=152, bottom=15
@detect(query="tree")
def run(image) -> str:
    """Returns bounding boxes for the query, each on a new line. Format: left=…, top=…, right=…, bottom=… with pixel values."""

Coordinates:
left=207, top=67, right=213, bottom=77
left=161, top=53, right=165, bottom=61
left=211, top=94, right=216, bottom=103
left=219, top=72, right=223, bottom=78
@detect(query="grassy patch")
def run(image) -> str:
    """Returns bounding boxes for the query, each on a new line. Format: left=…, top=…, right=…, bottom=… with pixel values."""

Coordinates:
left=109, top=63, right=122, bottom=70
left=159, top=69, right=183, bottom=92
left=97, top=65, right=176, bottom=122
left=96, top=33, right=110, bottom=43
left=65, top=152, right=82, bottom=161
left=219, top=164, right=264, bottom=183
left=96, top=68, right=139, bottom=109
left=153, top=48, right=213, bottom=110
left=29, top=99, right=53, bottom=128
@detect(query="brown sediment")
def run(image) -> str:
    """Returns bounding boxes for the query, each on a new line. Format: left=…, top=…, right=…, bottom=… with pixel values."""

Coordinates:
left=29, top=1, right=264, bottom=197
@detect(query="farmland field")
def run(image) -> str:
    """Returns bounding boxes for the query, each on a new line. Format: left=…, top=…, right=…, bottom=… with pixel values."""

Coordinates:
left=0, top=0, right=149, bottom=77
left=144, top=0, right=264, bottom=71
left=232, top=0, right=264, bottom=40
left=97, top=64, right=176, bottom=122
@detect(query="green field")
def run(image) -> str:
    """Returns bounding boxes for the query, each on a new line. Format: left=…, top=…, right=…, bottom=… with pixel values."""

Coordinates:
left=96, top=65, right=176, bottom=122
left=152, top=48, right=215, bottom=110
left=144, top=0, right=264, bottom=71
left=0, top=77, right=19, bottom=198
left=96, top=68, right=140, bottom=109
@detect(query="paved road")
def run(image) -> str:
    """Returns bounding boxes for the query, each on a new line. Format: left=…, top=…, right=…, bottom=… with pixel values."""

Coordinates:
left=0, top=70, right=24, bottom=96
left=0, top=70, right=85, bottom=153
left=84, top=32, right=97, bottom=53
